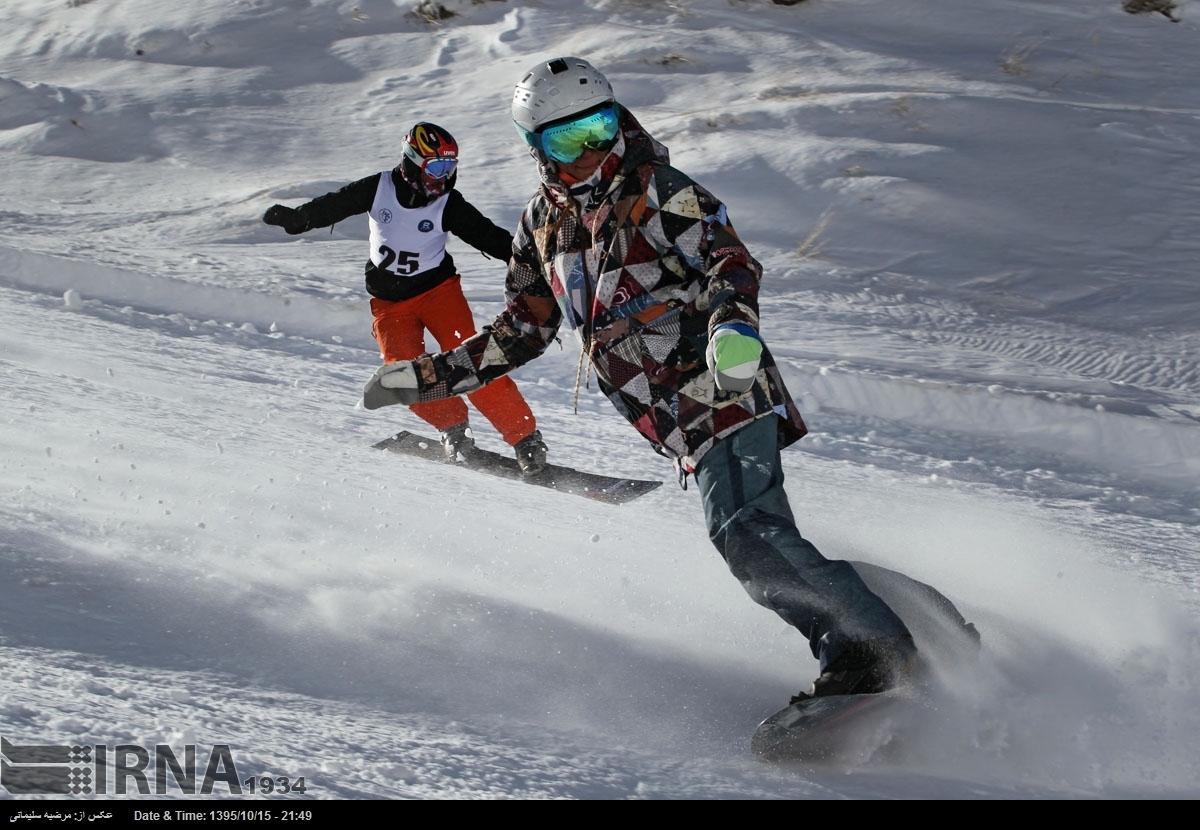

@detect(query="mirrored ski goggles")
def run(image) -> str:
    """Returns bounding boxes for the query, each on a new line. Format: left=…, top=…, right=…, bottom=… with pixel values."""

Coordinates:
left=405, top=143, right=458, bottom=180
left=520, top=102, right=620, bottom=164
left=420, top=157, right=458, bottom=179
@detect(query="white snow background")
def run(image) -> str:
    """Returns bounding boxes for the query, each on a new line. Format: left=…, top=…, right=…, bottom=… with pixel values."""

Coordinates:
left=1, top=0, right=1198, bottom=799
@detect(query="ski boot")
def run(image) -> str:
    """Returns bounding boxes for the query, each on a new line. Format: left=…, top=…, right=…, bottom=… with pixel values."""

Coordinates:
left=793, top=635, right=919, bottom=703
left=440, top=422, right=475, bottom=463
left=513, top=429, right=548, bottom=476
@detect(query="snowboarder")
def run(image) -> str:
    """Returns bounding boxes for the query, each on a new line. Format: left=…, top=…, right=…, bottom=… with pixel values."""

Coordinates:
left=262, top=122, right=549, bottom=474
left=363, top=60, right=918, bottom=699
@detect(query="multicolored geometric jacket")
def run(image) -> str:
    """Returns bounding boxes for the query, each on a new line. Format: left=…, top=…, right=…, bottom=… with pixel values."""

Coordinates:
left=415, top=106, right=807, bottom=471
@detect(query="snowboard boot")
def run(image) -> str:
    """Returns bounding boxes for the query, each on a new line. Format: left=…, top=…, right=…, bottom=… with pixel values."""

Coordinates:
left=440, top=422, right=475, bottom=463
left=792, top=635, right=919, bottom=703
left=513, top=429, right=548, bottom=476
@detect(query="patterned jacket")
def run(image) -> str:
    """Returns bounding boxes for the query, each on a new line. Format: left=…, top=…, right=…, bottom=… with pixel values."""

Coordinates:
left=415, top=106, right=807, bottom=471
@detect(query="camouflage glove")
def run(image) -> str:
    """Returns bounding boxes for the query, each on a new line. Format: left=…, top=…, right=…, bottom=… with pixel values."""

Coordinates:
left=363, top=360, right=423, bottom=410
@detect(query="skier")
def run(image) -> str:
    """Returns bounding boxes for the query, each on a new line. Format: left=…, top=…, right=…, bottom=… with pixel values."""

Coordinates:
left=263, top=122, right=549, bottom=474
left=363, top=61, right=918, bottom=699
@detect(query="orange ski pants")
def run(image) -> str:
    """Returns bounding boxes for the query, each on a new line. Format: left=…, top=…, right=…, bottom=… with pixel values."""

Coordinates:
left=370, top=276, right=537, bottom=446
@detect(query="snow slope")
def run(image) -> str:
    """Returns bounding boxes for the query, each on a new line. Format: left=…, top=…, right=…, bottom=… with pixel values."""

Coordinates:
left=2, top=0, right=1198, bottom=799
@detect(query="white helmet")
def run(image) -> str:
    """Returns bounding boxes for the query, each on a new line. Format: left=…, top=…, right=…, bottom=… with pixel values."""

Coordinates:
left=512, top=57, right=614, bottom=133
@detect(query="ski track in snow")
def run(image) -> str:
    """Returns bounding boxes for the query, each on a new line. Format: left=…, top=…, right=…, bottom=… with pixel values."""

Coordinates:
left=2, top=0, right=1199, bottom=800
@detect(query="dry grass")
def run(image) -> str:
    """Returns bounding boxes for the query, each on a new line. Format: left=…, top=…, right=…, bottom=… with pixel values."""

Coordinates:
left=411, top=1, right=458, bottom=23
left=656, top=53, right=691, bottom=67
left=797, top=208, right=834, bottom=260
left=999, top=39, right=1043, bottom=77
left=1122, top=0, right=1181, bottom=22
left=889, top=95, right=927, bottom=131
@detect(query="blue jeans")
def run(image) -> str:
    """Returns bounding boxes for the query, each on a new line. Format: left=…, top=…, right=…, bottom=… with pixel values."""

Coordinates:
left=695, top=416, right=914, bottom=671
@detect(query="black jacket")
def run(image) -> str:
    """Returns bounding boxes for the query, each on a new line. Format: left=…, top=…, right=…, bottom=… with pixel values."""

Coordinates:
left=294, top=169, right=514, bottom=301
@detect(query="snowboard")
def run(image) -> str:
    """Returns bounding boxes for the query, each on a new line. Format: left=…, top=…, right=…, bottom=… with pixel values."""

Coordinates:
left=372, top=430, right=663, bottom=505
left=751, top=688, right=927, bottom=763
left=751, top=561, right=981, bottom=764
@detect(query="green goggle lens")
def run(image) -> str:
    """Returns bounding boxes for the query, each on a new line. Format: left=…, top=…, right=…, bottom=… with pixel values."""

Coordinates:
left=530, top=103, right=620, bottom=164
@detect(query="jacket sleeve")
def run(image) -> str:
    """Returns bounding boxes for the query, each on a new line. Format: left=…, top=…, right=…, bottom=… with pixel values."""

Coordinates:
left=294, top=174, right=380, bottom=231
left=653, top=171, right=763, bottom=333
left=417, top=205, right=561, bottom=397
left=442, top=190, right=515, bottom=262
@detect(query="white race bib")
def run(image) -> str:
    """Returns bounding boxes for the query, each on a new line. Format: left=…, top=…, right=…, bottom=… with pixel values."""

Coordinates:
left=367, top=173, right=449, bottom=278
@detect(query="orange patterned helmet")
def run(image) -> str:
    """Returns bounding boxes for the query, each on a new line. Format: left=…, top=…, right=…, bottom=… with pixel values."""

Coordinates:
left=400, top=122, right=459, bottom=198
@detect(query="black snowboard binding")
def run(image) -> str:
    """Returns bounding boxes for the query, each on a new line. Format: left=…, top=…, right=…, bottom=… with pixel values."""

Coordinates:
left=793, top=635, right=920, bottom=703
left=440, top=422, right=476, bottom=462
left=513, top=430, right=548, bottom=476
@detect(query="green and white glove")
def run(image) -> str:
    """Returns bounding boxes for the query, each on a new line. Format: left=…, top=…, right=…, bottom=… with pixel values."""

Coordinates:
left=706, top=323, right=763, bottom=393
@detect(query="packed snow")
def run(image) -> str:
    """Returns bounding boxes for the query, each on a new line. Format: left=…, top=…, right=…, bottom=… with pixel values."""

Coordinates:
left=2, top=0, right=1198, bottom=799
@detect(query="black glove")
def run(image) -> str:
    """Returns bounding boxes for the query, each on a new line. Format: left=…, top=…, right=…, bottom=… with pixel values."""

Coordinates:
left=262, top=204, right=307, bottom=235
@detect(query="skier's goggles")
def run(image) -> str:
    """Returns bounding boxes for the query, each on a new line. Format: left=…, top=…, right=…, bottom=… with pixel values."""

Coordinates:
left=420, top=157, right=458, bottom=179
left=405, top=143, right=458, bottom=180
left=520, top=103, right=620, bottom=164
